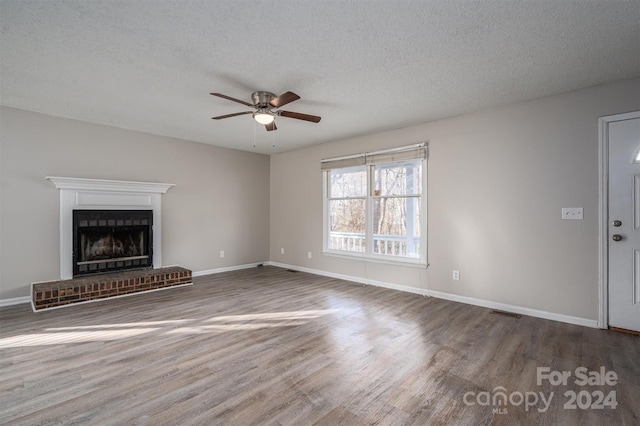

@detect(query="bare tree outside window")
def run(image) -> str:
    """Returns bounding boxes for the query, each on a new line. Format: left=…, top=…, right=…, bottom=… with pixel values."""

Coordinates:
left=328, top=166, right=367, bottom=252
left=373, top=161, right=421, bottom=257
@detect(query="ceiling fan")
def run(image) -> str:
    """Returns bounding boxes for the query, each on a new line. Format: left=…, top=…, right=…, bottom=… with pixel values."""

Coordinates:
left=210, top=91, right=321, bottom=131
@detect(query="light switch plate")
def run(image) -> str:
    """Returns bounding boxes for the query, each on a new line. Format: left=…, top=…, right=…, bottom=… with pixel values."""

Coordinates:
left=562, top=208, right=583, bottom=220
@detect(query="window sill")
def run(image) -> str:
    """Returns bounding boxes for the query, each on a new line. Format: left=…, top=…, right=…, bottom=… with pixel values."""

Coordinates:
left=322, top=250, right=428, bottom=268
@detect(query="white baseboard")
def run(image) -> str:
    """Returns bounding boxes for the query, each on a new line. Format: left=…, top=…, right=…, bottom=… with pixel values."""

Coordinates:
left=267, top=262, right=599, bottom=329
left=0, top=296, right=31, bottom=307
left=267, top=261, right=426, bottom=294
left=192, top=262, right=267, bottom=277
left=423, top=289, right=598, bottom=328
left=2, top=261, right=599, bottom=328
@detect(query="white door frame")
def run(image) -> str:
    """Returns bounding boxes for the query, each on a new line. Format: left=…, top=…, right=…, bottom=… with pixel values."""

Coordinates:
left=598, top=110, right=640, bottom=329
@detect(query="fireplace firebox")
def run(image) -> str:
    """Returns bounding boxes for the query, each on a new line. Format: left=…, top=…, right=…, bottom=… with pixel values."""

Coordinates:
left=73, top=210, right=153, bottom=277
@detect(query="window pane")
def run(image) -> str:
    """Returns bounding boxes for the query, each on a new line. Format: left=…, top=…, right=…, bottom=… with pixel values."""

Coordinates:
left=374, top=160, right=421, bottom=196
left=329, top=166, right=367, bottom=198
left=328, top=198, right=365, bottom=252
left=373, top=197, right=421, bottom=258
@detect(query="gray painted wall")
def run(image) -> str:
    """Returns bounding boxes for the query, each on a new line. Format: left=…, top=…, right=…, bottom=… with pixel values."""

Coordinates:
left=2, top=78, right=639, bottom=321
left=0, top=107, right=270, bottom=299
left=270, top=78, right=640, bottom=321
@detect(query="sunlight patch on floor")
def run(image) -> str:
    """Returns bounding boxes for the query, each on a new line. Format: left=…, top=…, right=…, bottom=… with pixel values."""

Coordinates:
left=166, top=320, right=309, bottom=334
left=0, top=310, right=342, bottom=348
left=205, top=309, right=340, bottom=322
left=0, top=329, right=158, bottom=348
left=45, top=320, right=192, bottom=331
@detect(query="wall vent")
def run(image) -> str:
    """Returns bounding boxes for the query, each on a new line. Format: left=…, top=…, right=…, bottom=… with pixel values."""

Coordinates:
left=490, top=310, right=521, bottom=319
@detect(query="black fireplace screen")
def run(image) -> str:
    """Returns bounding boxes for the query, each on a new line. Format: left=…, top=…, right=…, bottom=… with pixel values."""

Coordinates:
left=73, top=210, right=153, bottom=276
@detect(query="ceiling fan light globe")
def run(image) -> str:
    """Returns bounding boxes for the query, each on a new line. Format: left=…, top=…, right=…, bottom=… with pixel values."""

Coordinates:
left=253, top=112, right=275, bottom=125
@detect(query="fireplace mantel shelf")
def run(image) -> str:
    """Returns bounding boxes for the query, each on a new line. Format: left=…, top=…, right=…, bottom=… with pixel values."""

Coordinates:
left=46, top=176, right=174, bottom=193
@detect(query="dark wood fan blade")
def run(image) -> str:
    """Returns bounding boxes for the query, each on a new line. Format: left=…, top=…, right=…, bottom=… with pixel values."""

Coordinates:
left=279, top=110, right=321, bottom=123
left=270, top=91, right=300, bottom=108
left=265, top=121, right=277, bottom=131
left=211, top=111, right=253, bottom=120
left=210, top=93, right=254, bottom=107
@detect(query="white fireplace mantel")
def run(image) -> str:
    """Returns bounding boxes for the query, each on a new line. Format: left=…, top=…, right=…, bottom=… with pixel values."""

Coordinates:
left=47, top=177, right=175, bottom=280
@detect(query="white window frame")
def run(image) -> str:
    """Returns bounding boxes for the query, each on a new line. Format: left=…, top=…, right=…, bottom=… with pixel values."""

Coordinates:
left=322, top=143, right=428, bottom=267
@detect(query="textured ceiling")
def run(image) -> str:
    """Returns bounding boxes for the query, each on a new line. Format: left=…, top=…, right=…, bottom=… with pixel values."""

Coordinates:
left=1, top=1, right=639, bottom=154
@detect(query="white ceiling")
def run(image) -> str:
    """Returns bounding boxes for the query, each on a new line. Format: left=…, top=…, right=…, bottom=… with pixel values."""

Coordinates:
left=1, top=1, right=639, bottom=155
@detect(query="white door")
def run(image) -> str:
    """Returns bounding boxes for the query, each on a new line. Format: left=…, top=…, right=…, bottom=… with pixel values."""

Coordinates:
left=608, top=114, right=640, bottom=332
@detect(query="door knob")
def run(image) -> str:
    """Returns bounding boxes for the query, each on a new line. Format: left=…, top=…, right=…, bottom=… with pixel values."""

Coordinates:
left=612, top=220, right=622, bottom=227
left=612, top=234, right=623, bottom=242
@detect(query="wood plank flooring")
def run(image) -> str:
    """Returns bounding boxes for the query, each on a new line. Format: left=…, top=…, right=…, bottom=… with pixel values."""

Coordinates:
left=1, top=266, right=638, bottom=425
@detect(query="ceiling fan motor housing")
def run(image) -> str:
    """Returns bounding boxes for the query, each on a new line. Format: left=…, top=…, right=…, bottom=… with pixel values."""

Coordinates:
left=251, top=91, right=276, bottom=108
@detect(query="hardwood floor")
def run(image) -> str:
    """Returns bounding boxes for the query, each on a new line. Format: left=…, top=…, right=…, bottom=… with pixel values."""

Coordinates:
left=1, top=266, right=638, bottom=425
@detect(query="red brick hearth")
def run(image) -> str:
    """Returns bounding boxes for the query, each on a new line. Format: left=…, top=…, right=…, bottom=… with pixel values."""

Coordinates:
left=31, top=266, right=192, bottom=311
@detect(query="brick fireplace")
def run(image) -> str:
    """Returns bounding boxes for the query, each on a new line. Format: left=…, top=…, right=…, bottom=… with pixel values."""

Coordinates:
left=32, top=266, right=192, bottom=311
left=31, top=177, right=192, bottom=311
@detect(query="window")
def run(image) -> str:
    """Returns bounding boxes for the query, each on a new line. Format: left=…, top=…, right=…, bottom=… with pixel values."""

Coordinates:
left=327, top=166, right=367, bottom=253
left=322, top=144, right=427, bottom=264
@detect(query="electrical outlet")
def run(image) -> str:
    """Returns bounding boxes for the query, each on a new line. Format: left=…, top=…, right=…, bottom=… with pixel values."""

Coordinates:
left=281, top=248, right=285, bottom=255
left=453, top=270, right=460, bottom=280
left=308, top=251, right=312, bottom=259
left=562, top=208, right=583, bottom=220
left=219, top=251, right=224, bottom=258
